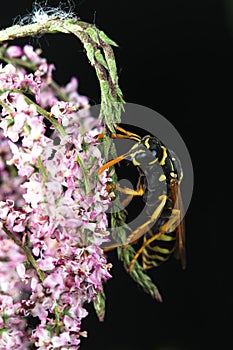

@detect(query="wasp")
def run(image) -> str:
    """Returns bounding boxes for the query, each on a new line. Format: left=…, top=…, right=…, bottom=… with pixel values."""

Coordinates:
left=98, top=124, right=186, bottom=272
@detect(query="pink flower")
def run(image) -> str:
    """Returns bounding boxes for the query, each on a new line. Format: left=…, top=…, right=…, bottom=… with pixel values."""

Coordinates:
left=6, top=45, right=23, bottom=58
left=23, top=45, right=44, bottom=65
left=0, top=295, right=29, bottom=348
left=1, top=43, right=113, bottom=349
left=62, top=77, right=89, bottom=107
left=37, top=256, right=56, bottom=271
left=0, top=200, right=13, bottom=220
left=32, top=326, right=52, bottom=348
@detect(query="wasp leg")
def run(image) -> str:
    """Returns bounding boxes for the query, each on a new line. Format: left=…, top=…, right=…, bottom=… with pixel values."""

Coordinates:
left=112, top=125, right=141, bottom=142
left=107, top=183, right=144, bottom=196
left=98, top=125, right=142, bottom=175
left=108, top=182, right=144, bottom=207
left=102, top=182, right=144, bottom=253
left=103, top=244, right=119, bottom=252
left=97, top=125, right=141, bottom=142
left=98, top=155, right=127, bottom=175
left=128, top=207, right=181, bottom=272
left=123, top=195, right=167, bottom=248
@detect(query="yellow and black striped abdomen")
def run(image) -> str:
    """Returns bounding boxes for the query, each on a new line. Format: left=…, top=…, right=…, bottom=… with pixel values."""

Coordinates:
left=135, top=137, right=182, bottom=270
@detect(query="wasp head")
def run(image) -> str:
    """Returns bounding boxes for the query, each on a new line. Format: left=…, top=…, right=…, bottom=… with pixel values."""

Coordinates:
left=131, top=136, right=163, bottom=167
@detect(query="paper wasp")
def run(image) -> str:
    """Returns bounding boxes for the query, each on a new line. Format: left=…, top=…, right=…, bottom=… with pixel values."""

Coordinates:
left=98, top=124, right=186, bottom=272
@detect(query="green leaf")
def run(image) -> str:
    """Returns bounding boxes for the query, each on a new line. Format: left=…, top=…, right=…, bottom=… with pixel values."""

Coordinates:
left=83, top=42, right=95, bottom=65
left=85, top=27, right=99, bottom=44
left=115, top=85, right=125, bottom=103
left=93, top=287, right=106, bottom=322
left=95, top=49, right=108, bottom=69
left=118, top=245, right=163, bottom=302
left=106, top=57, right=118, bottom=85
left=0, top=328, right=9, bottom=336
left=98, top=30, right=118, bottom=47
left=76, top=154, right=91, bottom=194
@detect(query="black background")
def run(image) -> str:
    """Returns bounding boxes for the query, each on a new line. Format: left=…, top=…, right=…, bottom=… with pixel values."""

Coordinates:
left=1, top=1, right=233, bottom=349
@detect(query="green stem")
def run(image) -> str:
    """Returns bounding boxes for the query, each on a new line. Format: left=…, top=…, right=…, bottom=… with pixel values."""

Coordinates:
left=118, top=245, right=162, bottom=301
left=49, top=80, right=69, bottom=102
left=2, top=224, right=62, bottom=323
left=0, top=19, right=70, bottom=42
left=0, top=17, right=124, bottom=132
left=38, top=156, right=49, bottom=182
left=22, top=93, right=67, bottom=137
left=76, top=154, right=90, bottom=194
left=0, top=51, right=69, bottom=102
left=0, top=88, right=67, bottom=137
left=1, top=225, right=45, bottom=282
left=0, top=99, right=13, bottom=115
left=0, top=51, right=38, bottom=71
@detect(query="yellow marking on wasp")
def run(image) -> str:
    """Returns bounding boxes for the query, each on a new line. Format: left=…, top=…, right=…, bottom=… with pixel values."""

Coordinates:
left=143, top=260, right=159, bottom=269
left=159, top=146, right=167, bottom=165
left=131, top=143, right=141, bottom=151
left=143, top=245, right=170, bottom=255
left=145, top=137, right=158, bottom=165
left=130, top=149, right=145, bottom=166
left=154, top=255, right=167, bottom=262
left=132, top=158, right=140, bottom=166
left=128, top=207, right=180, bottom=271
left=159, top=174, right=166, bottom=182
left=170, top=159, right=174, bottom=171
left=156, top=234, right=175, bottom=241
left=170, top=172, right=177, bottom=178
left=153, top=246, right=170, bottom=254
left=144, top=137, right=150, bottom=149
left=148, top=157, right=158, bottom=165
left=170, top=161, right=175, bottom=171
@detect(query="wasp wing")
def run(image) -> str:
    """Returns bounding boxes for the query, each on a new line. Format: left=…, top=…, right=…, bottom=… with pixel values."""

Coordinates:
left=170, top=178, right=186, bottom=269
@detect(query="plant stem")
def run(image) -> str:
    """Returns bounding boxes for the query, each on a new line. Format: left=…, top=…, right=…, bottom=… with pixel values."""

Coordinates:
left=0, top=17, right=124, bottom=132
left=0, top=88, right=67, bottom=137
left=1, top=225, right=45, bottom=282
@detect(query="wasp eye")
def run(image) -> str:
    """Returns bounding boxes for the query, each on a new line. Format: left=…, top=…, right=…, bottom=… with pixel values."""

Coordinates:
left=151, top=150, right=157, bottom=158
left=135, top=151, right=147, bottom=162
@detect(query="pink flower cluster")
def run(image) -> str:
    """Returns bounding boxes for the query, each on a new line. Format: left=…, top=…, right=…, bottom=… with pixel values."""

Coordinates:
left=0, top=45, right=112, bottom=349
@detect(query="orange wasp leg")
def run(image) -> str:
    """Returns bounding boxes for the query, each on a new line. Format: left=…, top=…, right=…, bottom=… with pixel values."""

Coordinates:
left=98, top=124, right=141, bottom=142
left=98, top=124, right=142, bottom=175
left=98, top=124, right=145, bottom=253
left=107, top=182, right=144, bottom=196
left=107, top=182, right=144, bottom=208
left=102, top=183, right=144, bottom=252
left=111, top=125, right=141, bottom=142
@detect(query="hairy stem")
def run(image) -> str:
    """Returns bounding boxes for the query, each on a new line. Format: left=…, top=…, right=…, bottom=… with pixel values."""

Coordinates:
left=0, top=17, right=124, bottom=132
